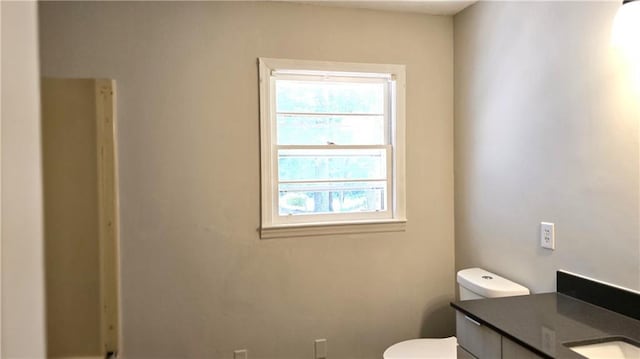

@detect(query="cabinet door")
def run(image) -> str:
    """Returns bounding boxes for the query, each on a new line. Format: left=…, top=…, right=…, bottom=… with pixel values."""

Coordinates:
left=502, top=337, right=543, bottom=359
left=457, top=345, right=477, bottom=359
left=456, top=311, right=501, bottom=359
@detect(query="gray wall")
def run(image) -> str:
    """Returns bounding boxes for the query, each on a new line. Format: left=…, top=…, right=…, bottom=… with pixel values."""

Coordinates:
left=454, top=1, right=640, bottom=293
left=39, top=2, right=455, bottom=358
left=1, top=1, right=47, bottom=357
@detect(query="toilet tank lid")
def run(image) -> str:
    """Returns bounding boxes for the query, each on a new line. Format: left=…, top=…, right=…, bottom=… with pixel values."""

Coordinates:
left=457, top=268, right=530, bottom=298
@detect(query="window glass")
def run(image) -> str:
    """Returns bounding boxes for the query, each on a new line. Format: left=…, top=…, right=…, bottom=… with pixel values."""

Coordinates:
left=276, top=80, right=385, bottom=114
left=278, top=182, right=386, bottom=215
left=277, top=115, right=385, bottom=145
left=278, top=148, right=386, bottom=181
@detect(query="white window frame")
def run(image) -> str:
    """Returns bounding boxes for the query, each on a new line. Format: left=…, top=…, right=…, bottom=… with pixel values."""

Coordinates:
left=258, top=57, right=406, bottom=238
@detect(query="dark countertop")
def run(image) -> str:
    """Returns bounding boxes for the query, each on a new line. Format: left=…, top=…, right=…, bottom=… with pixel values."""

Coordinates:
left=451, top=292, right=640, bottom=358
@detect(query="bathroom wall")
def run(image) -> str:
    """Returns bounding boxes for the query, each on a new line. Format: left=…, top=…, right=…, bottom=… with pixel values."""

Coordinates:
left=1, top=1, right=47, bottom=357
left=454, top=1, right=640, bottom=293
left=38, top=2, right=455, bottom=358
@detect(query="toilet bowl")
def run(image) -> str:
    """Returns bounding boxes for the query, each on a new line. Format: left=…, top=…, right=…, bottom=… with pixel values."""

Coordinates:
left=383, top=337, right=457, bottom=359
left=383, top=268, right=530, bottom=359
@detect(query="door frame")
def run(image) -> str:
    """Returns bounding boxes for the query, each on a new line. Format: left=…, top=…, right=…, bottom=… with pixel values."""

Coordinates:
left=95, top=79, right=120, bottom=356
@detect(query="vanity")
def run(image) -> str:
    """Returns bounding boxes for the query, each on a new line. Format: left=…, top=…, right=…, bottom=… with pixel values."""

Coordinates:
left=451, top=271, right=640, bottom=359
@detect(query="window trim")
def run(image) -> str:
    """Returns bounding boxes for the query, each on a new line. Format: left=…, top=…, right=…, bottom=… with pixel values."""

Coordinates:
left=258, top=57, right=406, bottom=238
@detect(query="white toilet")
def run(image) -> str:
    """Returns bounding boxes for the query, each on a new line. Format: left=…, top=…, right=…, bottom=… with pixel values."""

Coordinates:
left=383, top=268, right=530, bottom=359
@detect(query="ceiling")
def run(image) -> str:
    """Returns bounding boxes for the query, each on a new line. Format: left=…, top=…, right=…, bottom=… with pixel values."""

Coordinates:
left=287, top=0, right=477, bottom=15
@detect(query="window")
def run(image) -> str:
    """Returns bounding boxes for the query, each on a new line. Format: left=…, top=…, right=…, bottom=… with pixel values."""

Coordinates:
left=259, top=58, right=406, bottom=238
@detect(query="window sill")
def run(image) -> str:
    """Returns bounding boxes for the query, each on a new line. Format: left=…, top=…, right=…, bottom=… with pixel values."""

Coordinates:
left=260, top=219, right=407, bottom=239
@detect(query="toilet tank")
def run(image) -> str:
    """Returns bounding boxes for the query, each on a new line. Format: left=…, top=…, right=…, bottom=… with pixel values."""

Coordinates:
left=457, top=268, right=530, bottom=300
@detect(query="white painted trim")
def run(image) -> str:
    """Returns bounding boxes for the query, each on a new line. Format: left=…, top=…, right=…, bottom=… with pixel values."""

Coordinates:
left=258, top=57, right=407, bottom=238
left=278, top=144, right=388, bottom=150
left=277, top=111, right=385, bottom=117
left=260, top=219, right=406, bottom=239
left=50, top=356, right=104, bottom=359
left=259, top=58, right=275, bottom=236
left=272, top=69, right=394, bottom=79
left=260, top=57, right=405, bottom=76
left=391, top=70, right=406, bottom=221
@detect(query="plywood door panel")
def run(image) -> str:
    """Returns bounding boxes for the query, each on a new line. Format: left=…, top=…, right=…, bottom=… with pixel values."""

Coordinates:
left=42, top=78, right=119, bottom=357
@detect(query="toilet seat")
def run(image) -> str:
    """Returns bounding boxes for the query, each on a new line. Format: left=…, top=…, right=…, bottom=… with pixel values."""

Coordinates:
left=383, top=337, right=457, bottom=359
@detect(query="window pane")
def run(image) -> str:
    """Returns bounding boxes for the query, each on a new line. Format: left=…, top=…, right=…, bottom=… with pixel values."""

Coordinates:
left=278, top=181, right=386, bottom=215
left=278, top=148, right=386, bottom=181
left=277, top=115, right=385, bottom=145
left=276, top=80, right=385, bottom=114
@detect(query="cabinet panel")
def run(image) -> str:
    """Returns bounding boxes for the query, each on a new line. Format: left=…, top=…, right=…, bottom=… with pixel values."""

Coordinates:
left=457, top=345, right=477, bottom=359
left=456, top=311, right=501, bottom=359
left=502, top=337, right=543, bottom=359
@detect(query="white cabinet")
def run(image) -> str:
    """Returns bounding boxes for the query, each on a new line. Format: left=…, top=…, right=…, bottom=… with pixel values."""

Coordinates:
left=455, top=310, right=543, bottom=359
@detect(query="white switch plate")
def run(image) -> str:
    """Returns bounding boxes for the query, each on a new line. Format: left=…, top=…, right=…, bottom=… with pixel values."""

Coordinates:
left=234, top=349, right=248, bottom=359
left=315, top=339, right=327, bottom=359
left=540, top=222, right=555, bottom=250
